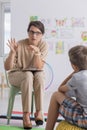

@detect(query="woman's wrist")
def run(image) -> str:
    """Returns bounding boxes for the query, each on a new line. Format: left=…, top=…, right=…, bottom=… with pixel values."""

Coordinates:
left=10, top=50, right=16, bottom=56
left=35, top=49, right=41, bottom=55
left=35, top=51, right=41, bottom=56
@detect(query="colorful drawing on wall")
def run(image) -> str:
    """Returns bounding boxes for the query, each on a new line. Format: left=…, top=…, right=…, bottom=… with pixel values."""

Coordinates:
left=45, top=28, right=58, bottom=39
left=55, top=18, right=67, bottom=27
left=56, top=41, right=64, bottom=54
left=51, top=30, right=58, bottom=37
left=71, top=17, right=85, bottom=27
left=30, top=16, right=38, bottom=21
left=81, top=31, right=87, bottom=41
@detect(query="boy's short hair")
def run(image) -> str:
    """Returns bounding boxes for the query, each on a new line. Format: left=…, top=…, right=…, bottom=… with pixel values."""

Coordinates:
left=68, top=45, right=87, bottom=70
left=27, top=21, right=45, bottom=34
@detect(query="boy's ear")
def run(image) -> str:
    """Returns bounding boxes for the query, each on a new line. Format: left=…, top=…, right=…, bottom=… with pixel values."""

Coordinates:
left=71, top=64, right=79, bottom=71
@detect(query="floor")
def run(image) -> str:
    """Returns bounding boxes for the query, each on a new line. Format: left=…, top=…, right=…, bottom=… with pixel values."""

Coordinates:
left=0, top=87, right=60, bottom=129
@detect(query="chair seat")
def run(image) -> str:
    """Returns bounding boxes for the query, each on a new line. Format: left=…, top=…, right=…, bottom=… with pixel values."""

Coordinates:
left=56, top=120, right=85, bottom=130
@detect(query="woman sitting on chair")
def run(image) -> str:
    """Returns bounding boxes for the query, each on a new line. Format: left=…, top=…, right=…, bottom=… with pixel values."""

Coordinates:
left=4, top=21, right=48, bottom=129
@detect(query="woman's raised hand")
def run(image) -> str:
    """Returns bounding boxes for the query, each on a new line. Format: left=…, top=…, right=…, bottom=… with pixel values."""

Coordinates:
left=7, top=38, right=18, bottom=54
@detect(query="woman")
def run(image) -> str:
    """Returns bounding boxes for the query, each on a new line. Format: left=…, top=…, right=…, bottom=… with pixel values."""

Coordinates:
left=4, top=21, right=48, bottom=129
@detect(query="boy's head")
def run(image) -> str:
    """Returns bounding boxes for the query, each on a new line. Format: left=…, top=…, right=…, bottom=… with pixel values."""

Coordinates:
left=68, top=45, right=87, bottom=70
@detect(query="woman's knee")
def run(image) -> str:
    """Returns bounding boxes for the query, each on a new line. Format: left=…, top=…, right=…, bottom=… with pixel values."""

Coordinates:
left=24, top=71, right=33, bottom=80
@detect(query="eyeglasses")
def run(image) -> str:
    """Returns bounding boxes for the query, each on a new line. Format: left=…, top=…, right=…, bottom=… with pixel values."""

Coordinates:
left=29, top=30, right=42, bottom=36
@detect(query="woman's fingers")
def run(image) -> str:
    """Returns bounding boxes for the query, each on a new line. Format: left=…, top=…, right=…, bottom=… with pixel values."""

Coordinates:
left=7, top=38, right=18, bottom=52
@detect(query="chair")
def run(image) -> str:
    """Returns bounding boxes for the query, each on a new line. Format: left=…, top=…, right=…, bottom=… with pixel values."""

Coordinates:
left=56, top=120, right=85, bottom=130
left=5, top=70, right=34, bottom=125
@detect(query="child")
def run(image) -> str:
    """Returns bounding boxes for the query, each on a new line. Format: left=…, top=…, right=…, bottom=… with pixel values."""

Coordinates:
left=46, top=45, right=87, bottom=130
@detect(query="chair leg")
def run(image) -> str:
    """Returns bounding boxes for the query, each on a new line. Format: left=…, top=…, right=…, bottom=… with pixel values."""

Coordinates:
left=7, top=86, right=20, bottom=124
left=7, top=93, right=15, bottom=124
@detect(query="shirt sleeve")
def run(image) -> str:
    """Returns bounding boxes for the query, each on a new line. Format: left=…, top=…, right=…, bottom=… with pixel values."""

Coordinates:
left=66, top=75, right=77, bottom=90
left=39, top=41, right=49, bottom=62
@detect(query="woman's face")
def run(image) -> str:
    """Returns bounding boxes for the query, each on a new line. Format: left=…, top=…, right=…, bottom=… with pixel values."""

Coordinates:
left=28, top=25, right=43, bottom=46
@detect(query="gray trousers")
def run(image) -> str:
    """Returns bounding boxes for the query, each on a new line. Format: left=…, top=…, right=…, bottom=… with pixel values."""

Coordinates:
left=8, top=71, right=45, bottom=113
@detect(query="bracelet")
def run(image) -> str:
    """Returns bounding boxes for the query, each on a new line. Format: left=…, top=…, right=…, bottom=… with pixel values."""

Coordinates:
left=35, top=52, right=41, bottom=56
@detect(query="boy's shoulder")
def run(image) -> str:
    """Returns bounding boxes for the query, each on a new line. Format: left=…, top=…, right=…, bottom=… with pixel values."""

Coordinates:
left=73, top=70, right=87, bottom=79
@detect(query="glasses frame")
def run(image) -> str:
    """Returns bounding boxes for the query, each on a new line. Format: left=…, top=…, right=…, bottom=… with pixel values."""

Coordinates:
left=29, top=30, right=42, bottom=36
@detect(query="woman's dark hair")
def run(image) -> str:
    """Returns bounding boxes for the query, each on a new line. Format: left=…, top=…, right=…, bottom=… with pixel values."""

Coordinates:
left=27, top=21, right=45, bottom=34
left=68, top=45, right=87, bottom=70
